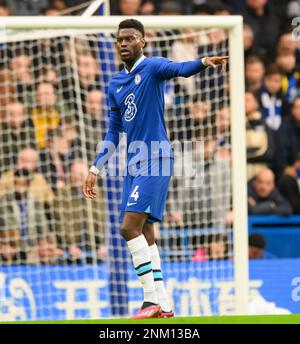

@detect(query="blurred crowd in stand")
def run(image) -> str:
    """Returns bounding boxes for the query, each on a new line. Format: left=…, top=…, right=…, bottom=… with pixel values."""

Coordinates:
left=1, top=0, right=300, bottom=264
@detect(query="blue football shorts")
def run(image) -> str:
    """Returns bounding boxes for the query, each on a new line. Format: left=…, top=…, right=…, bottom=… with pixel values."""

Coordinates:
left=119, top=157, right=174, bottom=223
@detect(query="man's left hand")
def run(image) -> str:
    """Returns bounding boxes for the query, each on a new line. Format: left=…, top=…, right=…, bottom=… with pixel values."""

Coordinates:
left=203, top=56, right=229, bottom=72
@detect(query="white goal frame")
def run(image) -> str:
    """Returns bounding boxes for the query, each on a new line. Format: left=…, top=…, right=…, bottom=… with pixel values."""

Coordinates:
left=0, top=15, right=248, bottom=315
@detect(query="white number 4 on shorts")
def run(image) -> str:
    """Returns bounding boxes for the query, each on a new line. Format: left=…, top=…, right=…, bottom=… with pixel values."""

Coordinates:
left=130, top=185, right=139, bottom=202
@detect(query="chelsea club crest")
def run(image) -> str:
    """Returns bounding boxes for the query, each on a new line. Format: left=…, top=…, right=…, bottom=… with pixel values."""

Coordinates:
left=134, top=74, right=141, bottom=85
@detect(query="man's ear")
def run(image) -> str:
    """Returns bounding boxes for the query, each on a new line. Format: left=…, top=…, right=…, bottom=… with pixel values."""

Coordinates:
left=141, top=38, right=146, bottom=48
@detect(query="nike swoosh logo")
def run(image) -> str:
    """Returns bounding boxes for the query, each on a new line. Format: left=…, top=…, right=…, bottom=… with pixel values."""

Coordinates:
left=117, top=86, right=123, bottom=93
left=126, top=202, right=137, bottom=206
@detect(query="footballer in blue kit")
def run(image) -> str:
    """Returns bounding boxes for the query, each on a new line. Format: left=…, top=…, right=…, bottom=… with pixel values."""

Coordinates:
left=83, top=19, right=228, bottom=319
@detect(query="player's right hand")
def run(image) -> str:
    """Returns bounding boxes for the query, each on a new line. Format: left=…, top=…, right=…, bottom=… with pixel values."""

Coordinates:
left=83, top=172, right=97, bottom=199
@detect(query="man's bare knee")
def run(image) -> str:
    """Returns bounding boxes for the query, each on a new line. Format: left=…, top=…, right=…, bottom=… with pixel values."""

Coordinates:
left=120, top=212, right=148, bottom=241
left=120, top=225, right=141, bottom=241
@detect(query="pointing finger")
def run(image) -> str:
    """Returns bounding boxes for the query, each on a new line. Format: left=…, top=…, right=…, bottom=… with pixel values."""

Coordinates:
left=207, top=60, right=217, bottom=68
left=221, top=60, right=226, bottom=73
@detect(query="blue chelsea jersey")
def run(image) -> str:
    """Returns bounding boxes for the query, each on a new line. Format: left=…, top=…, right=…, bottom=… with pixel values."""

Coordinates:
left=93, top=55, right=206, bottom=169
left=110, top=55, right=173, bottom=163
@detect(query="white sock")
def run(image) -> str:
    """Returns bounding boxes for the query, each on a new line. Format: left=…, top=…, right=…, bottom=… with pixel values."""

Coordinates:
left=127, top=235, right=158, bottom=305
left=149, top=243, right=172, bottom=312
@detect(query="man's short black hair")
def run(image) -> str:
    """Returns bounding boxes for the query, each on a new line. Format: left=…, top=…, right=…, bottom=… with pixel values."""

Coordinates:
left=249, top=233, right=266, bottom=250
left=118, top=19, right=145, bottom=37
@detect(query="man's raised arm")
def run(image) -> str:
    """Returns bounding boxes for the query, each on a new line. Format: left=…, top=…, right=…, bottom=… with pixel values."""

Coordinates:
left=153, top=56, right=229, bottom=80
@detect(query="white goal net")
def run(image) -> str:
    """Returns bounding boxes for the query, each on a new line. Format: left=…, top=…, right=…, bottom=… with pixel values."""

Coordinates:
left=0, top=16, right=247, bottom=321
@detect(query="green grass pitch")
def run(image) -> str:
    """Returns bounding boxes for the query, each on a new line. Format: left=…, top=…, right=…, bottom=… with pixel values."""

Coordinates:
left=2, top=314, right=300, bottom=324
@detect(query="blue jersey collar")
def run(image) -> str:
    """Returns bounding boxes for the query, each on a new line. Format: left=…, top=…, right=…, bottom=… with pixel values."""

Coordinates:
left=124, top=55, right=146, bottom=74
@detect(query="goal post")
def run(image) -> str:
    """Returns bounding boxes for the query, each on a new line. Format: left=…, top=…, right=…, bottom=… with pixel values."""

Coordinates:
left=0, top=15, right=248, bottom=319
left=228, top=18, right=248, bottom=315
